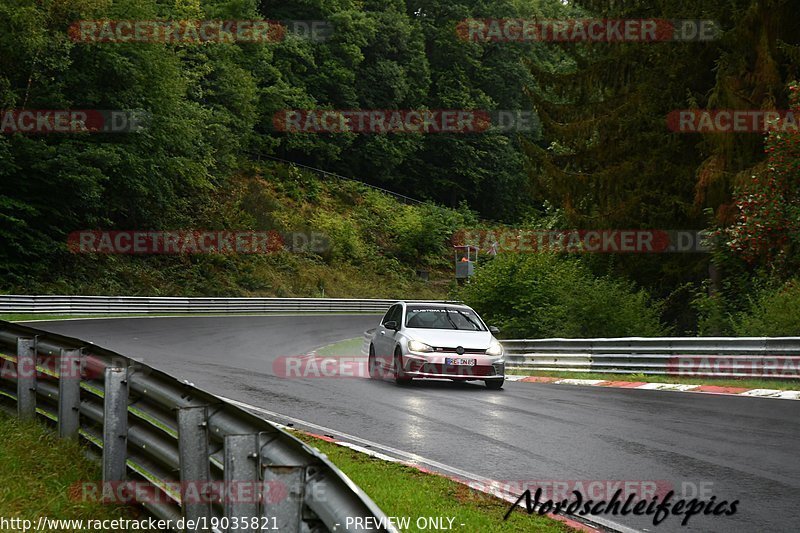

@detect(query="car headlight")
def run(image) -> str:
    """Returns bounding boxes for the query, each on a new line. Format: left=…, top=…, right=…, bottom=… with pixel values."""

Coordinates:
left=408, top=340, right=434, bottom=353
left=486, top=341, right=504, bottom=356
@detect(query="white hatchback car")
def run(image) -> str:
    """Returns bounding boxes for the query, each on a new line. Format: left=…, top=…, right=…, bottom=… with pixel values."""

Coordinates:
left=368, top=302, right=505, bottom=389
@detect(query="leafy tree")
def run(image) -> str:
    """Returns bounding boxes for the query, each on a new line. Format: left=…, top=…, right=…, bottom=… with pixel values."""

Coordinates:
left=718, top=83, right=800, bottom=274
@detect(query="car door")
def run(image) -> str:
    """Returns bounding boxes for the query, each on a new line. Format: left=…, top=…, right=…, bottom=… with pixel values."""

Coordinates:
left=385, top=303, right=404, bottom=359
left=376, top=304, right=401, bottom=362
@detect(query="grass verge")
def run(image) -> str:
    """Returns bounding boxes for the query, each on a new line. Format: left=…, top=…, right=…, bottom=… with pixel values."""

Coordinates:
left=506, top=369, right=800, bottom=391
left=0, top=412, right=139, bottom=530
left=0, top=410, right=571, bottom=532
left=315, top=337, right=364, bottom=357
left=294, top=432, right=572, bottom=532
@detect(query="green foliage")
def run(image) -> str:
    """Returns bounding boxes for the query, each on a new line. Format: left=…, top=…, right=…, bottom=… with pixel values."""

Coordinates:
left=717, top=83, right=800, bottom=275
left=460, top=253, right=665, bottom=338
left=521, top=1, right=800, bottom=333
left=386, top=202, right=475, bottom=266
left=0, top=413, right=138, bottom=524
left=312, top=210, right=369, bottom=263
left=731, top=280, right=800, bottom=336
left=1, top=0, right=799, bottom=336
left=0, top=0, right=263, bottom=282
left=2, top=163, right=460, bottom=299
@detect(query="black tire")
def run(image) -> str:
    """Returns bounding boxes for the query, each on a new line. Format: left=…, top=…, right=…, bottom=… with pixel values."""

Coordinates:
left=368, top=345, right=379, bottom=379
left=485, top=379, right=504, bottom=390
left=393, top=348, right=412, bottom=385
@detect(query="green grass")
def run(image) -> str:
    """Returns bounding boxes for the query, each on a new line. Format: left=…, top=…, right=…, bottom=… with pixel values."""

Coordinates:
left=315, top=337, right=363, bottom=357
left=295, top=433, right=571, bottom=532
left=0, top=412, right=140, bottom=531
left=0, top=411, right=569, bottom=532
left=506, top=369, right=800, bottom=390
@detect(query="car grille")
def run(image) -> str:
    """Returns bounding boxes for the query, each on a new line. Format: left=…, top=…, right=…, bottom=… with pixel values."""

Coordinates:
left=432, top=347, right=486, bottom=354
left=411, top=362, right=496, bottom=377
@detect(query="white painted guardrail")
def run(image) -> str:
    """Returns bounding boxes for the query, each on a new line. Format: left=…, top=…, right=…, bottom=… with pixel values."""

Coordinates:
left=0, top=295, right=449, bottom=315
left=503, top=337, right=800, bottom=379
left=360, top=331, right=800, bottom=379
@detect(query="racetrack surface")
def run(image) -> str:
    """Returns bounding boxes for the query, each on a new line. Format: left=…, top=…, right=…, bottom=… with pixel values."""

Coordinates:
left=29, top=316, right=800, bottom=532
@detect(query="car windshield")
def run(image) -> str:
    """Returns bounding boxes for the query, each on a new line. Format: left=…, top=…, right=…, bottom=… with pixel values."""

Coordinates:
left=404, top=307, right=486, bottom=331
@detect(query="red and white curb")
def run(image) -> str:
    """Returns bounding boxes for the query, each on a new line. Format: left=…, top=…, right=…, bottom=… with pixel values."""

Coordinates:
left=505, top=375, right=800, bottom=400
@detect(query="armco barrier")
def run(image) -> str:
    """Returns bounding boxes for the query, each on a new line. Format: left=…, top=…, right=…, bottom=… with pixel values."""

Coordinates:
left=0, top=320, right=396, bottom=532
left=0, top=295, right=450, bottom=315
left=503, top=337, right=800, bottom=379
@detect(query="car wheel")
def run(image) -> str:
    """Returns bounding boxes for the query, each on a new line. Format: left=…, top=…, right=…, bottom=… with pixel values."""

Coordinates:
left=393, top=348, right=412, bottom=385
left=485, top=379, right=504, bottom=390
left=368, top=345, right=380, bottom=379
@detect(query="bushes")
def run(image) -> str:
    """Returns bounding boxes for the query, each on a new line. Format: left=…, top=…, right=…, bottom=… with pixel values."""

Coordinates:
left=460, top=253, right=665, bottom=338
left=311, top=211, right=370, bottom=263
left=731, top=281, right=800, bottom=336
left=387, top=203, right=475, bottom=266
left=4, top=164, right=463, bottom=299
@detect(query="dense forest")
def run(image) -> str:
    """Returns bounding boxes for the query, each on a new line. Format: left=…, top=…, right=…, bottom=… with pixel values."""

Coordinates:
left=1, top=0, right=799, bottom=335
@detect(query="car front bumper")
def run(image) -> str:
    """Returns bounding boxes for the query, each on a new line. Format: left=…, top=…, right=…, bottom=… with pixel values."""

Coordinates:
left=402, top=353, right=505, bottom=380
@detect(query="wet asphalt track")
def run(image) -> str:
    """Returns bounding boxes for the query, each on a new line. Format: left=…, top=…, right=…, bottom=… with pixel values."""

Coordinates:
left=28, top=316, right=800, bottom=533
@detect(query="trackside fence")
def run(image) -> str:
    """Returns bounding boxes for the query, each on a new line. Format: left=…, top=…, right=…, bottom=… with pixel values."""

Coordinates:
left=0, top=295, right=448, bottom=315
left=0, top=320, right=396, bottom=533
left=503, top=337, right=800, bottom=379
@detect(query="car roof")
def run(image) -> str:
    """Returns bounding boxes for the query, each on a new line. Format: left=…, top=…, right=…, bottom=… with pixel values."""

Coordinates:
left=401, top=301, right=473, bottom=310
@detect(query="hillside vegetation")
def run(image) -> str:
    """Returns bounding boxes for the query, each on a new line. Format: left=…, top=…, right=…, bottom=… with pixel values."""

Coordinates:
left=4, top=161, right=472, bottom=299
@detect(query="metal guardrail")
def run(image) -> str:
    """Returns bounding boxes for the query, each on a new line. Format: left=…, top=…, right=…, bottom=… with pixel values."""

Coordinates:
left=0, top=320, right=396, bottom=532
left=262, top=156, right=423, bottom=206
left=0, top=295, right=447, bottom=315
left=503, top=337, right=800, bottom=379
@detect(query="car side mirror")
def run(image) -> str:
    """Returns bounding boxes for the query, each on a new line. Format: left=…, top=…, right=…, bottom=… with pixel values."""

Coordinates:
left=384, top=320, right=399, bottom=331
left=489, top=326, right=500, bottom=334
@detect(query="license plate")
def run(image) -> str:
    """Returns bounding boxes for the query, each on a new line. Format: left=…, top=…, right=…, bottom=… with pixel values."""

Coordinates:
left=446, top=358, right=476, bottom=366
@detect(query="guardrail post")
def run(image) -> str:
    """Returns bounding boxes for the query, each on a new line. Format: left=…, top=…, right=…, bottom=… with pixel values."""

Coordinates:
left=223, top=434, right=260, bottom=533
left=262, top=466, right=304, bottom=532
left=16, top=337, right=37, bottom=420
left=102, top=367, right=129, bottom=496
left=178, top=406, right=212, bottom=532
left=57, top=348, right=82, bottom=439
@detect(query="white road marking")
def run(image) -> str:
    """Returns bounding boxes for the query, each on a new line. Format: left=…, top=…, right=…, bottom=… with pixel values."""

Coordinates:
left=218, top=395, right=636, bottom=533
left=635, top=383, right=698, bottom=391
left=218, top=395, right=494, bottom=482
left=741, top=389, right=800, bottom=400
left=553, top=378, right=608, bottom=386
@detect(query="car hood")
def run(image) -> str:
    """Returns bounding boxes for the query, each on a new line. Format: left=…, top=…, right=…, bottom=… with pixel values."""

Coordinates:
left=404, top=328, right=494, bottom=349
